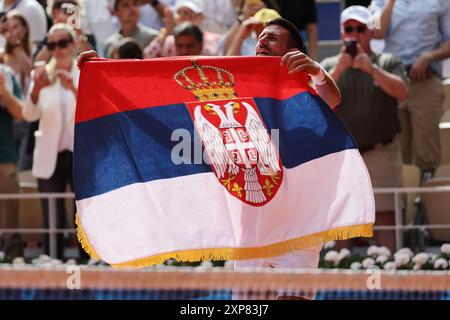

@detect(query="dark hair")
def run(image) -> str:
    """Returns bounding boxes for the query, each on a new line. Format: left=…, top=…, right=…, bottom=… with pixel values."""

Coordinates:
left=114, top=37, right=143, bottom=59
left=173, top=22, right=203, bottom=44
left=265, top=18, right=308, bottom=54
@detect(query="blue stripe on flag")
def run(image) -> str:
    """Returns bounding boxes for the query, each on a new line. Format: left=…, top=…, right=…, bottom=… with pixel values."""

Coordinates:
left=74, top=92, right=356, bottom=200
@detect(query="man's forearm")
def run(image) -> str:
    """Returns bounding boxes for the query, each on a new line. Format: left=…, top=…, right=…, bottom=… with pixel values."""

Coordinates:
left=372, top=66, right=408, bottom=100
left=226, top=27, right=247, bottom=56
left=328, top=66, right=344, bottom=83
left=315, top=73, right=342, bottom=109
left=372, top=0, right=396, bottom=39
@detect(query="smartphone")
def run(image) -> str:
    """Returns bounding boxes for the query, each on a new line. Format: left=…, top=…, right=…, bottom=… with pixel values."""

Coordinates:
left=344, top=38, right=358, bottom=58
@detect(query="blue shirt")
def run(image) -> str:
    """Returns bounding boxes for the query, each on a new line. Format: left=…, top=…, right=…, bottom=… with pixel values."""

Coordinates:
left=371, top=0, right=450, bottom=74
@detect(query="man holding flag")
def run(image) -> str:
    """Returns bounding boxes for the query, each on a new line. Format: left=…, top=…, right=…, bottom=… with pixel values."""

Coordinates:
left=75, top=17, right=373, bottom=275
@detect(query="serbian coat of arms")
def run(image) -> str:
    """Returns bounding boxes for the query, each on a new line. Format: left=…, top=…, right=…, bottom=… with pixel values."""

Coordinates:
left=174, top=61, right=283, bottom=206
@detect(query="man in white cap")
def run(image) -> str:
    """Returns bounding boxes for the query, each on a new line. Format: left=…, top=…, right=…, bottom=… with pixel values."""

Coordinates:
left=321, top=5, right=408, bottom=251
left=103, top=0, right=159, bottom=58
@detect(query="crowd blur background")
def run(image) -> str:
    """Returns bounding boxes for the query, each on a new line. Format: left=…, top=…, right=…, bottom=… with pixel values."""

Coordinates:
left=0, top=0, right=449, bottom=262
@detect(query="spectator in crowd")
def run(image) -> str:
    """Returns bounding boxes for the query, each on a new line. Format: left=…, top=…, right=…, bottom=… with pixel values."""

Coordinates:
left=0, top=0, right=48, bottom=44
left=137, top=0, right=174, bottom=31
left=2, top=11, right=32, bottom=95
left=173, top=21, right=202, bottom=56
left=35, top=0, right=53, bottom=30
left=201, top=0, right=237, bottom=34
left=371, top=0, right=450, bottom=181
left=275, top=0, right=318, bottom=60
left=321, top=6, right=408, bottom=251
left=0, top=62, right=24, bottom=259
left=81, top=0, right=115, bottom=57
left=34, top=0, right=94, bottom=63
left=111, top=37, right=143, bottom=59
left=22, top=23, right=81, bottom=259
left=1, top=11, right=33, bottom=170
left=220, top=0, right=279, bottom=56
left=104, top=0, right=159, bottom=58
left=143, top=0, right=220, bottom=58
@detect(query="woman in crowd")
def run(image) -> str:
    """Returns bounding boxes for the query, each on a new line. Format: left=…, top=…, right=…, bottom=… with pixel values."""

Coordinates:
left=1, top=11, right=33, bottom=170
left=2, top=11, right=32, bottom=96
left=22, top=23, right=83, bottom=260
left=34, top=0, right=94, bottom=63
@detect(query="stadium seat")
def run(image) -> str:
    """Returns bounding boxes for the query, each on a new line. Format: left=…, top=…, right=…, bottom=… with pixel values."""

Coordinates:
left=435, top=164, right=450, bottom=178
left=402, top=164, right=421, bottom=224
left=443, top=79, right=450, bottom=112
left=421, top=178, right=450, bottom=242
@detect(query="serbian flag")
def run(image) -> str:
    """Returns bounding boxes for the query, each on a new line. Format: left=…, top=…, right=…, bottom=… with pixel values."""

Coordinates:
left=75, top=56, right=375, bottom=267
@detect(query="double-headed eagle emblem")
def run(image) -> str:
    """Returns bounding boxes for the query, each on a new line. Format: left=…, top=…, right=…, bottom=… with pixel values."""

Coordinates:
left=174, top=60, right=283, bottom=206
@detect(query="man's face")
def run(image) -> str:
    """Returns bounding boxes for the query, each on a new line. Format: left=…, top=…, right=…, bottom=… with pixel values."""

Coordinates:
left=175, top=34, right=202, bottom=56
left=115, top=0, right=140, bottom=25
left=255, top=24, right=291, bottom=57
left=342, top=19, right=371, bottom=52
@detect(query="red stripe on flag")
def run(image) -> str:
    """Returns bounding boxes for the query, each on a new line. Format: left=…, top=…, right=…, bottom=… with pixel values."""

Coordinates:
left=76, top=56, right=316, bottom=123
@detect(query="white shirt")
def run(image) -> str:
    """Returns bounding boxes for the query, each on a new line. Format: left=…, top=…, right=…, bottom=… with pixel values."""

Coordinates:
left=58, top=86, right=72, bottom=152
left=201, top=0, right=237, bottom=35
left=81, top=0, right=116, bottom=57
left=0, top=0, right=48, bottom=43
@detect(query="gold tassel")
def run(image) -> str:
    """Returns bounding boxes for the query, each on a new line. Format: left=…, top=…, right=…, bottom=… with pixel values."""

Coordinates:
left=111, top=223, right=373, bottom=268
left=75, top=213, right=101, bottom=261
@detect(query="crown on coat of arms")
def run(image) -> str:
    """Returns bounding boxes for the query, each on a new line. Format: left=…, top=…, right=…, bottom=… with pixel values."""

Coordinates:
left=173, top=60, right=237, bottom=101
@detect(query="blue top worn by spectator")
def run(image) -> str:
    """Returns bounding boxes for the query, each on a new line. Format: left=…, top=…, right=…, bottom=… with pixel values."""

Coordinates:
left=371, top=0, right=450, bottom=75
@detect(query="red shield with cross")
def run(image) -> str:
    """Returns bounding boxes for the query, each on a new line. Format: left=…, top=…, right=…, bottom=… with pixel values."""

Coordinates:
left=185, top=98, right=283, bottom=206
left=219, top=127, right=258, bottom=170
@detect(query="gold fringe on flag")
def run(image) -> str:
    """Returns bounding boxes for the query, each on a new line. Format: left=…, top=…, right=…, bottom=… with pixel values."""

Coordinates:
left=75, top=213, right=100, bottom=261
left=75, top=215, right=372, bottom=268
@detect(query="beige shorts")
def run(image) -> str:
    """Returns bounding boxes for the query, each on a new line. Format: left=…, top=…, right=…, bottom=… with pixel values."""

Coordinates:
left=361, top=137, right=404, bottom=211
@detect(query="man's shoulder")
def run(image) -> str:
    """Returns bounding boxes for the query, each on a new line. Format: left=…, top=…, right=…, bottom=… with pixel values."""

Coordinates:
left=138, top=25, right=159, bottom=38
left=104, top=32, right=121, bottom=46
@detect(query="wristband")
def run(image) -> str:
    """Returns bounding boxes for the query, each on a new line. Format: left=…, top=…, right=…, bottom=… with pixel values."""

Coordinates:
left=311, top=67, right=327, bottom=86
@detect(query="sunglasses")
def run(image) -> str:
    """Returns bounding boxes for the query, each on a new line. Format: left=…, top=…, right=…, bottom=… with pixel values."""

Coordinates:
left=344, top=25, right=367, bottom=34
left=46, top=38, right=73, bottom=51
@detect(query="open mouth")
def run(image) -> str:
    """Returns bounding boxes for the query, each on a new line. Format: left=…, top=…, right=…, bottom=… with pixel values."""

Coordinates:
left=256, top=48, right=269, bottom=56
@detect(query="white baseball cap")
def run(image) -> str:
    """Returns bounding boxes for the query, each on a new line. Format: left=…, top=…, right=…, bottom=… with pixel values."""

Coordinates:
left=340, top=5, right=371, bottom=26
left=175, top=0, right=204, bottom=14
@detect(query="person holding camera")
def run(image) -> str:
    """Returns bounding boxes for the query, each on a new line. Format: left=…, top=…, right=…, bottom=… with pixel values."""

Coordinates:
left=320, top=6, right=408, bottom=251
